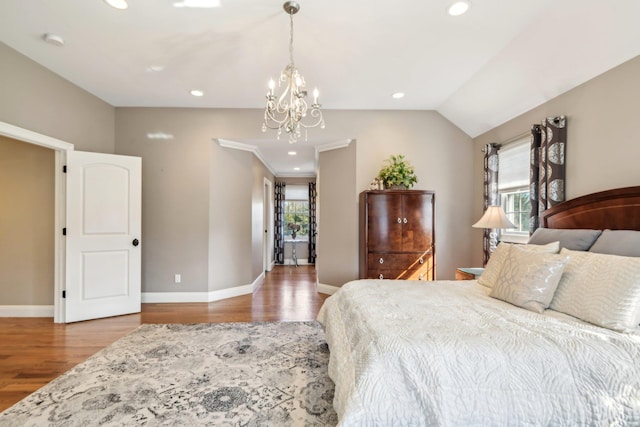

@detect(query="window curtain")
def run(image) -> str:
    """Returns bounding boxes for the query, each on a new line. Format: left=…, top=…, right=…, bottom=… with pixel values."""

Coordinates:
left=482, top=143, right=500, bottom=266
left=529, top=116, right=567, bottom=233
left=274, top=182, right=286, bottom=264
left=308, top=182, right=317, bottom=264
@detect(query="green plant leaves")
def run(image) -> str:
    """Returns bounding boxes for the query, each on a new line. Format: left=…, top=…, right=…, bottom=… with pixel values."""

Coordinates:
left=377, top=154, right=418, bottom=189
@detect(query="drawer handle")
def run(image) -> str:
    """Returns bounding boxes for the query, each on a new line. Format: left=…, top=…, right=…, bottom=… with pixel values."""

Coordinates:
left=379, top=274, right=384, bottom=280
left=418, top=274, right=424, bottom=280
left=403, top=217, right=407, bottom=224
left=379, top=258, right=384, bottom=264
left=397, top=218, right=402, bottom=224
left=419, top=257, right=424, bottom=264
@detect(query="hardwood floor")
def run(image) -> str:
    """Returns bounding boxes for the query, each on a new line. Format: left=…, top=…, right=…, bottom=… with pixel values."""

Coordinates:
left=0, top=265, right=329, bottom=412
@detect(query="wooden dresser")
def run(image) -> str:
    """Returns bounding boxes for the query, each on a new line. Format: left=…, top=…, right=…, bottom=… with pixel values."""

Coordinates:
left=359, top=190, right=435, bottom=281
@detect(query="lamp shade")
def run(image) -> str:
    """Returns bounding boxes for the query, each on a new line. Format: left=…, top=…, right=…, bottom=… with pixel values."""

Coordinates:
left=472, top=205, right=517, bottom=229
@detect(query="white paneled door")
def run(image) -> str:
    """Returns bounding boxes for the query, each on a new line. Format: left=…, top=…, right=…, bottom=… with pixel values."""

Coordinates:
left=65, top=151, right=142, bottom=323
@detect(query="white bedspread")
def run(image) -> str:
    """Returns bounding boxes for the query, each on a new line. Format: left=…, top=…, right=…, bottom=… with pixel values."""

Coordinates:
left=317, top=280, right=640, bottom=426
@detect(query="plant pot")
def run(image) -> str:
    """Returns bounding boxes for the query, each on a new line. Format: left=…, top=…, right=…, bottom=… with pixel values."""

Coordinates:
left=388, top=184, right=408, bottom=190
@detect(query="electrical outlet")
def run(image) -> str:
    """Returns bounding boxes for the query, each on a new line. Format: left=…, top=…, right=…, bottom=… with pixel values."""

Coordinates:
left=174, top=274, right=181, bottom=284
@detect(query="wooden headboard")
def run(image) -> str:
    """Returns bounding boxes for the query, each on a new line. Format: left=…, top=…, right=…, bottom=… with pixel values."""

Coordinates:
left=540, top=186, right=640, bottom=231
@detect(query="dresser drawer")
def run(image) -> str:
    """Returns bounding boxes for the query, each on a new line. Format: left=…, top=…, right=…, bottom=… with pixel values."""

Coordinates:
left=366, top=252, right=433, bottom=281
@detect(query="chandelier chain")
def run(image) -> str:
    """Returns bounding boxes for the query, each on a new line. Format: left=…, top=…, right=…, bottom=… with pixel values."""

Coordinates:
left=262, top=1, right=325, bottom=144
left=289, top=11, right=295, bottom=66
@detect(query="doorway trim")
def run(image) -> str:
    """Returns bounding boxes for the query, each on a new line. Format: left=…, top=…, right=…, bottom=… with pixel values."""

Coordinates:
left=0, top=121, right=73, bottom=323
left=263, top=177, right=274, bottom=273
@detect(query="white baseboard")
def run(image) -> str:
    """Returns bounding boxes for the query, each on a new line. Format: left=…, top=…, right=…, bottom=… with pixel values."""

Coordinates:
left=284, top=258, right=311, bottom=266
left=317, top=283, right=340, bottom=295
left=0, top=305, right=54, bottom=317
left=252, top=272, right=265, bottom=293
left=142, top=274, right=264, bottom=303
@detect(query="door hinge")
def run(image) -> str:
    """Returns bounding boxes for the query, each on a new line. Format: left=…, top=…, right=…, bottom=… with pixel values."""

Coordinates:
left=63, top=227, right=67, bottom=236
left=62, top=290, right=66, bottom=298
left=63, top=165, right=67, bottom=173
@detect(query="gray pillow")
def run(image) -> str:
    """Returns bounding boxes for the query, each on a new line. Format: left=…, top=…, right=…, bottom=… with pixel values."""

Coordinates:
left=528, top=228, right=602, bottom=251
left=589, top=230, right=640, bottom=257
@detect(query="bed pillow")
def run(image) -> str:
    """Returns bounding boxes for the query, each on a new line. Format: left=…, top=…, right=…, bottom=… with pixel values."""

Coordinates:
left=550, top=249, right=640, bottom=332
left=528, top=228, right=602, bottom=251
left=477, top=241, right=560, bottom=289
left=589, top=229, right=640, bottom=257
left=489, top=245, right=569, bottom=313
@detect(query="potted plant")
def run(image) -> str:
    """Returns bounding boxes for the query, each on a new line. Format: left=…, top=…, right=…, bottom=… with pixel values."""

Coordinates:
left=377, top=154, right=418, bottom=189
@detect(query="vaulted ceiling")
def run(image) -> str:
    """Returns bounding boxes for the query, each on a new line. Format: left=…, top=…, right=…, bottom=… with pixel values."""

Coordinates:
left=1, top=0, right=639, bottom=174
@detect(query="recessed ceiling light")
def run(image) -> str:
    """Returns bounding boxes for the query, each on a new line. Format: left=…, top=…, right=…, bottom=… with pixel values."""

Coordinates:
left=146, top=65, right=164, bottom=73
left=392, top=92, right=405, bottom=99
left=42, top=33, right=65, bottom=47
left=172, top=0, right=221, bottom=8
left=448, top=1, right=470, bottom=16
left=294, top=167, right=301, bottom=171
left=288, top=151, right=297, bottom=156
left=190, top=90, right=204, bottom=97
left=146, top=132, right=175, bottom=140
left=104, top=0, right=128, bottom=10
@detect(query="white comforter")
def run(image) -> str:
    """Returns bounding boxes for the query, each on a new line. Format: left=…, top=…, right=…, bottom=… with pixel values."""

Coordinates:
left=317, top=280, right=640, bottom=426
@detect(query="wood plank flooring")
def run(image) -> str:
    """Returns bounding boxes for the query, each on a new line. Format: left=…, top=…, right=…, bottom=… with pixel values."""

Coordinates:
left=0, top=265, right=328, bottom=412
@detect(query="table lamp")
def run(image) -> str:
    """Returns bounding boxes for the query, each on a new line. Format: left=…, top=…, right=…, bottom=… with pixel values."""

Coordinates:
left=472, top=205, right=517, bottom=254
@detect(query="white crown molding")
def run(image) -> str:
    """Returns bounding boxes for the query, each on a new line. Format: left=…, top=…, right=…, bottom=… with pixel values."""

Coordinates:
left=315, top=139, right=353, bottom=153
left=216, top=138, right=277, bottom=176
left=276, top=172, right=317, bottom=178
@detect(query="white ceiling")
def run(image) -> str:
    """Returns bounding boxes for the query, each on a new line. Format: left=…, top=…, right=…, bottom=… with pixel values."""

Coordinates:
left=1, top=0, right=639, bottom=176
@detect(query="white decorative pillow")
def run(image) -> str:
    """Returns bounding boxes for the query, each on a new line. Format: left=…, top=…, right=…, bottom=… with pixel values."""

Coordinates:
left=550, top=249, right=640, bottom=332
left=477, top=241, right=560, bottom=289
left=489, top=245, right=569, bottom=313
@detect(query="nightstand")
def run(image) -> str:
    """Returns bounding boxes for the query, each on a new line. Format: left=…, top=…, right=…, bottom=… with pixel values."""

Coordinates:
left=455, top=267, right=484, bottom=280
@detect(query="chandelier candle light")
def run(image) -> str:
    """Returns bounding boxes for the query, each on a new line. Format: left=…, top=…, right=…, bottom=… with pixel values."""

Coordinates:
left=262, top=1, right=325, bottom=144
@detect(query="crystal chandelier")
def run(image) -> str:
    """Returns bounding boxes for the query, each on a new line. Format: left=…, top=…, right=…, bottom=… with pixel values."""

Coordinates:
left=262, top=1, right=325, bottom=144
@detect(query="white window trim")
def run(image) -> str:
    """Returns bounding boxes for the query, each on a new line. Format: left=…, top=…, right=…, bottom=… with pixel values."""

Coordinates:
left=498, top=134, right=530, bottom=244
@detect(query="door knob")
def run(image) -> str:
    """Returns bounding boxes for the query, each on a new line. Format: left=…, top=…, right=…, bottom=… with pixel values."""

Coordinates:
left=132, top=238, right=140, bottom=247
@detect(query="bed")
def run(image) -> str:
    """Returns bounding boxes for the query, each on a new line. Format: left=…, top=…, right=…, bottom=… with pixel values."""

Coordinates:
left=317, top=186, right=640, bottom=426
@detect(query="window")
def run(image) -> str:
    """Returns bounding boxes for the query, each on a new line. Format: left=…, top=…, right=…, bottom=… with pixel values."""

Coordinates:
left=498, top=137, right=530, bottom=243
left=284, top=185, right=309, bottom=240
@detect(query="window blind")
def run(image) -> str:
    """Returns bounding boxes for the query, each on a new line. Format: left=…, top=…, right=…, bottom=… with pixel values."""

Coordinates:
left=498, top=138, right=529, bottom=190
left=285, top=184, right=309, bottom=200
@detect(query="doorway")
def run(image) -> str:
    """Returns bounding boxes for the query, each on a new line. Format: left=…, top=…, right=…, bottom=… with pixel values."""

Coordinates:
left=0, top=121, right=71, bottom=322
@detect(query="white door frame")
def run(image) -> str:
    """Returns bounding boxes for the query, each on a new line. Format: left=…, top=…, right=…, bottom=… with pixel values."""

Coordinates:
left=263, top=177, right=274, bottom=272
left=0, top=121, right=73, bottom=323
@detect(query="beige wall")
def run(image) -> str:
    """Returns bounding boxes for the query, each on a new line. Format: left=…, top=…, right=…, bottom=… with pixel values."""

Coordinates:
left=114, top=108, right=276, bottom=294
left=0, top=43, right=115, bottom=153
left=210, top=144, right=254, bottom=291
left=114, top=108, right=211, bottom=292
left=472, top=54, right=640, bottom=267
left=317, top=142, right=358, bottom=286
left=0, top=136, right=54, bottom=304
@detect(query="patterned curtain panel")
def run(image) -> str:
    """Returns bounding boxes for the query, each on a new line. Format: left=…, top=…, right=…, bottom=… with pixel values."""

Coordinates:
left=482, top=143, right=501, bottom=266
left=529, top=116, right=567, bottom=233
left=308, top=182, right=317, bottom=264
left=274, top=182, right=286, bottom=264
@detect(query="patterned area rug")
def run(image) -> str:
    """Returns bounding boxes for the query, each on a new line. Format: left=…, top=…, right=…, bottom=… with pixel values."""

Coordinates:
left=0, top=321, right=337, bottom=426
